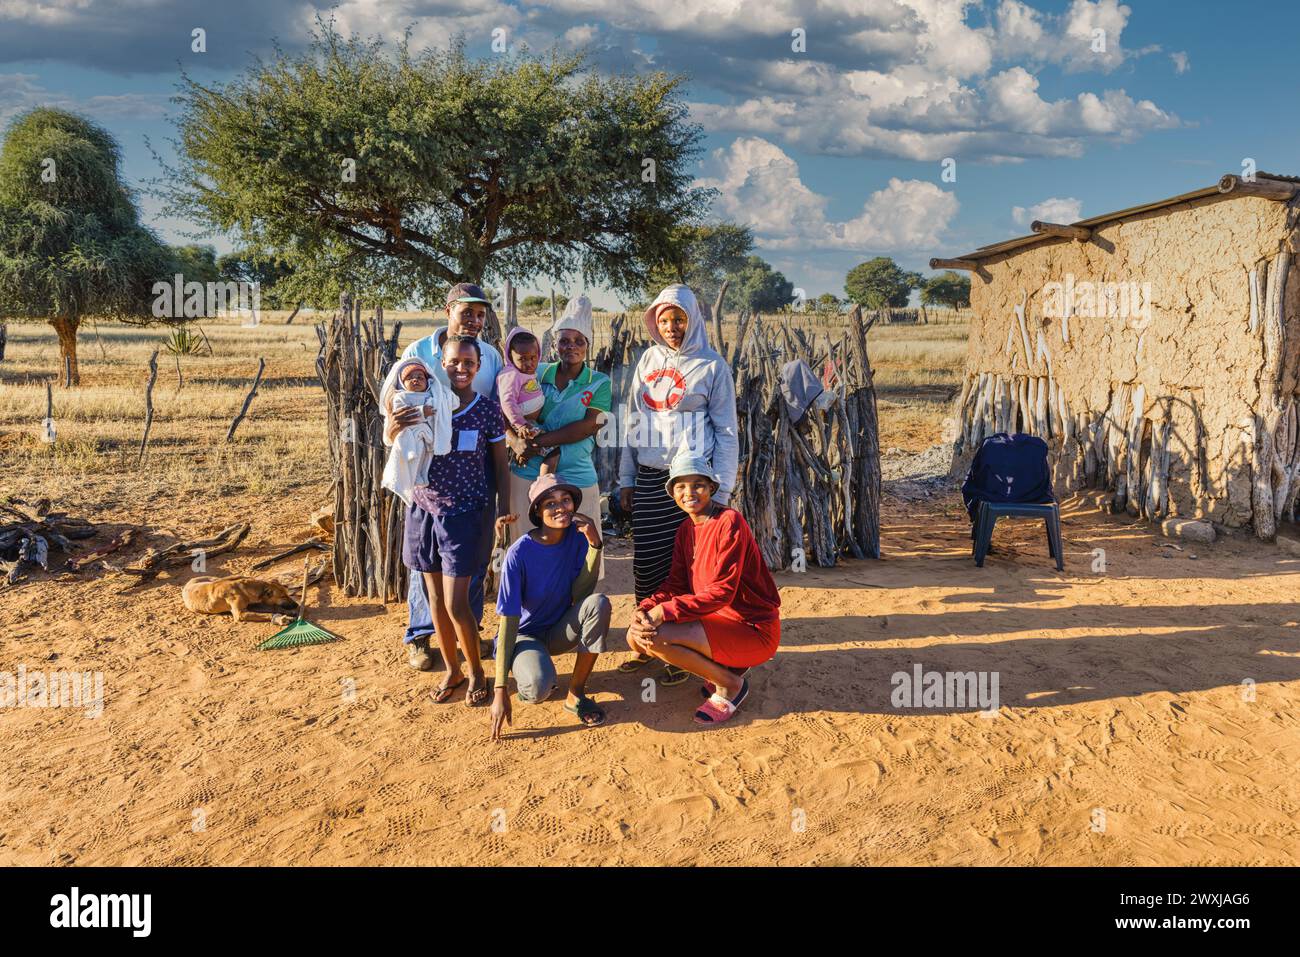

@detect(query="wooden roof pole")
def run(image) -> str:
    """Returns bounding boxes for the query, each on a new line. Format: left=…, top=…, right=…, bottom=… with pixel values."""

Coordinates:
left=929, top=258, right=978, bottom=271
left=1218, top=174, right=1299, bottom=201
left=1031, top=220, right=1091, bottom=241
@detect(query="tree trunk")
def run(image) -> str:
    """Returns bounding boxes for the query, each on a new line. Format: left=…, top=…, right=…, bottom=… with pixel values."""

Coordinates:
left=50, top=317, right=80, bottom=386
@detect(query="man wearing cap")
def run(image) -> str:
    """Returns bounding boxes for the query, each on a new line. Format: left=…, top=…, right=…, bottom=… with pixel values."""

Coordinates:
left=394, top=283, right=506, bottom=671
left=401, top=283, right=505, bottom=397
left=489, top=473, right=611, bottom=739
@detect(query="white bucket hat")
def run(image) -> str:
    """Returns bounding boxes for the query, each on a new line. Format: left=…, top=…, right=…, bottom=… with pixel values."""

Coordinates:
left=552, top=294, right=594, bottom=347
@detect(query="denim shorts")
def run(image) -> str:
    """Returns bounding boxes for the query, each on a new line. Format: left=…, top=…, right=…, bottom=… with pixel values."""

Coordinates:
left=402, top=503, right=484, bottom=578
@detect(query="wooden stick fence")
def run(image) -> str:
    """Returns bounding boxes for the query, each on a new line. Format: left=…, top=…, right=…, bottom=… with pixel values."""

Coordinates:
left=317, top=292, right=405, bottom=600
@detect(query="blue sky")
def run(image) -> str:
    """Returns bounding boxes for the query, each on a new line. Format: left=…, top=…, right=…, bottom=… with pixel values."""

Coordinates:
left=2, top=0, right=1291, bottom=310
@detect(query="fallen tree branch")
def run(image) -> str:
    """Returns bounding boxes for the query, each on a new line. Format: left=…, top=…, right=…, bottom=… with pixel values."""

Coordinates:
left=226, top=357, right=265, bottom=442
left=103, top=522, right=250, bottom=582
left=250, top=537, right=328, bottom=571
left=138, top=349, right=159, bottom=465
left=67, top=528, right=140, bottom=571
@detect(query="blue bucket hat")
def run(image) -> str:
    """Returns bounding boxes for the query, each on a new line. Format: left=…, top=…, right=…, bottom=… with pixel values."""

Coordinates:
left=664, top=452, right=721, bottom=498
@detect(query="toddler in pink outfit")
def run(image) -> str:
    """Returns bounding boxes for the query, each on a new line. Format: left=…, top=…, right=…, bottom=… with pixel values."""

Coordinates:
left=498, top=328, right=549, bottom=464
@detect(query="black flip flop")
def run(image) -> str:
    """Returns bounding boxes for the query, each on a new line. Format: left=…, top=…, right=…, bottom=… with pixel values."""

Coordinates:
left=659, top=665, right=691, bottom=687
left=617, top=654, right=652, bottom=674
left=430, top=674, right=466, bottom=704
left=563, top=694, right=607, bottom=727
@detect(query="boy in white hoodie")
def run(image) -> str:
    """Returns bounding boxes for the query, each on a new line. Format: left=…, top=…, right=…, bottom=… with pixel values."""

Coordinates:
left=616, top=284, right=739, bottom=683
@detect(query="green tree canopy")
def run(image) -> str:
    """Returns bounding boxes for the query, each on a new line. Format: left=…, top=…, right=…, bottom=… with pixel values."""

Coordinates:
left=920, top=270, right=971, bottom=309
left=648, top=222, right=753, bottom=307
left=729, top=254, right=794, bottom=315
left=520, top=293, right=568, bottom=312
left=162, top=25, right=713, bottom=308
left=844, top=257, right=922, bottom=310
left=172, top=244, right=221, bottom=285
left=814, top=292, right=842, bottom=314
left=0, top=107, right=172, bottom=384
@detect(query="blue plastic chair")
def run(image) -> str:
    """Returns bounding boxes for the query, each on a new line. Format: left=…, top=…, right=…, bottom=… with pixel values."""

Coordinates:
left=972, top=499, right=1064, bottom=571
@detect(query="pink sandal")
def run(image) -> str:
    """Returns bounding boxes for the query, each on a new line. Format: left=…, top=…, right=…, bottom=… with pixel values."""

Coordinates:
left=694, top=678, right=749, bottom=725
left=701, top=666, right=751, bottom=698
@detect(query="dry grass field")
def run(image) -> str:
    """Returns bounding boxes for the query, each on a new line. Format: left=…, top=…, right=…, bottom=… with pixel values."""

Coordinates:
left=2, top=310, right=1298, bottom=867
left=0, top=310, right=965, bottom=510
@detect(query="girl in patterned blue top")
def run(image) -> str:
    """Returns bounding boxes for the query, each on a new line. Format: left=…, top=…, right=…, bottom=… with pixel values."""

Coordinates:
left=390, top=335, right=511, bottom=707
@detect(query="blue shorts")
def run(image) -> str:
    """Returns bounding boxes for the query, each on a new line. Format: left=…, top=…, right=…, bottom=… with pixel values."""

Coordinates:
left=402, top=503, right=483, bottom=578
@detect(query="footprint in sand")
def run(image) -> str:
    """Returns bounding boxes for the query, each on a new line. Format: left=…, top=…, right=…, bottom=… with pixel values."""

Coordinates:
left=807, top=758, right=884, bottom=799
left=639, top=793, right=716, bottom=839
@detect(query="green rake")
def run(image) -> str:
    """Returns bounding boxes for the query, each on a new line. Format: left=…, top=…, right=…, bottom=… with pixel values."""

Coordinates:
left=256, top=558, right=340, bottom=651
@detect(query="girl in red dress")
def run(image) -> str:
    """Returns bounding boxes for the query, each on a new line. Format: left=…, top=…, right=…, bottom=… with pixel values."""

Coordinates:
left=625, top=454, right=781, bottom=725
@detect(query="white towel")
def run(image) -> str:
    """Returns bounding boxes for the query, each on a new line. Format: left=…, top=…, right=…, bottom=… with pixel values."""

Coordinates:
left=380, top=358, right=454, bottom=506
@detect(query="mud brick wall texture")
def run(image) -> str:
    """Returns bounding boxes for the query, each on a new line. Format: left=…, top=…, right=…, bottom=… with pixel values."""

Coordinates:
left=952, top=192, right=1300, bottom=535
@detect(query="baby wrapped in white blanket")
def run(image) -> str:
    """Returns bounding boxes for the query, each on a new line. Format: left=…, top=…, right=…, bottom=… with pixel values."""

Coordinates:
left=380, top=358, right=454, bottom=507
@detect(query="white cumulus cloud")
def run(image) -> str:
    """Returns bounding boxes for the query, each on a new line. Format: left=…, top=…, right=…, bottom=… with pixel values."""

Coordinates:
left=699, top=136, right=959, bottom=252
left=1011, top=197, right=1084, bottom=227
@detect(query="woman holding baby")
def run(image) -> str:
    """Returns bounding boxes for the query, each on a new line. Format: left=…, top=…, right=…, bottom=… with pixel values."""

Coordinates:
left=383, top=333, right=511, bottom=708
left=500, top=296, right=612, bottom=572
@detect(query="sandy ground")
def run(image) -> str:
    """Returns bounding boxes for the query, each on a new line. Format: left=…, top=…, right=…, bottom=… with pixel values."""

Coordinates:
left=2, top=469, right=1299, bottom=867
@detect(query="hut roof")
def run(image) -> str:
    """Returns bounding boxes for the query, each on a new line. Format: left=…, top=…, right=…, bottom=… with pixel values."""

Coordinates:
left=936, top=172, right=1299, bottom=266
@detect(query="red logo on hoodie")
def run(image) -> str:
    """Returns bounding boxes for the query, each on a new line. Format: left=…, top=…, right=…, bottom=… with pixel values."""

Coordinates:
left=642, top=368, right=687, bottom=411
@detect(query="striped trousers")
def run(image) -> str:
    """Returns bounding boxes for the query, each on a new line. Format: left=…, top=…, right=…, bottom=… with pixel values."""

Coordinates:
left=632, top=465, right=687, bottom=602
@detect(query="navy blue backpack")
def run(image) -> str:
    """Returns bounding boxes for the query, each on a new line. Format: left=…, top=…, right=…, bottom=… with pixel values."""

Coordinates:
left=961, top=433, right=1054, bottom=522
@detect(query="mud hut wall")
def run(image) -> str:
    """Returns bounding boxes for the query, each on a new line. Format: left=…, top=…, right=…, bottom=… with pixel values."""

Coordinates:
left=954, top=194, right=1295, bottom=528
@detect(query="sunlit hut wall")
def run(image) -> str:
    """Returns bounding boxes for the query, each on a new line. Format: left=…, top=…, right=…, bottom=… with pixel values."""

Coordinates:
left=941, top=173, right=1300, bottom=538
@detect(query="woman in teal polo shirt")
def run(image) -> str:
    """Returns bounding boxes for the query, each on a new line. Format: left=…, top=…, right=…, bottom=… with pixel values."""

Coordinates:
left=503, top=296, right=611, bottom=574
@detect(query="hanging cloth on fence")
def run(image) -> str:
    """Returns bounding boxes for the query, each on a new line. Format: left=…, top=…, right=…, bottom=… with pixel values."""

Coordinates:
left=780, top=358, right=825, bottom=425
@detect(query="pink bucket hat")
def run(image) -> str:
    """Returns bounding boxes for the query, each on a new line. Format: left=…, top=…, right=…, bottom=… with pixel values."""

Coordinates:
left=527, top=473, right=584, bottom=527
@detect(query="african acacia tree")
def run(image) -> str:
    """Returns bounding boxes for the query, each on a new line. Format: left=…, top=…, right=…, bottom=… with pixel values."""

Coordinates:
left=161, top=27, right=714, bottom=303
left=920, top=270, right=972, bottom=310
left=0, top=108, right=173, bottom=385
left=647, top=222, right=754, bottom=306
left=845, top=257, right=923, bottom=310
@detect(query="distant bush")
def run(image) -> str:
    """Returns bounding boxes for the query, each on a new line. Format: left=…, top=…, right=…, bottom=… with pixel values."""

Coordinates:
left=520, top=294, right=568, bottom=312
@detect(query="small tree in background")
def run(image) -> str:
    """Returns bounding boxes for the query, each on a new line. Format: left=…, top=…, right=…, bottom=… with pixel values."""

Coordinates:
left=519, top=293, right=570, bottom=313
left=920, top=270, right=971, bottom=310
left=815, top=292, right=842, bottom=314
left=171, top=243, right=221, bottom=285
left=844, top=257, right=921, bottom=310
left=218, top=248, right=289, bottom=296
left=648, top=222, right=753, bottom=305
left=162, top=25, right=712, bottom=306
left=0, top=108, right=173, bottom=385
left=729, top=254, right=794, bottom=314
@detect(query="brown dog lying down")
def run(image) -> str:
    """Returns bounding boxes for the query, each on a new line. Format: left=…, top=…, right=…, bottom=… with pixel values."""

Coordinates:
left=182, top=576, right=300, bottom=623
